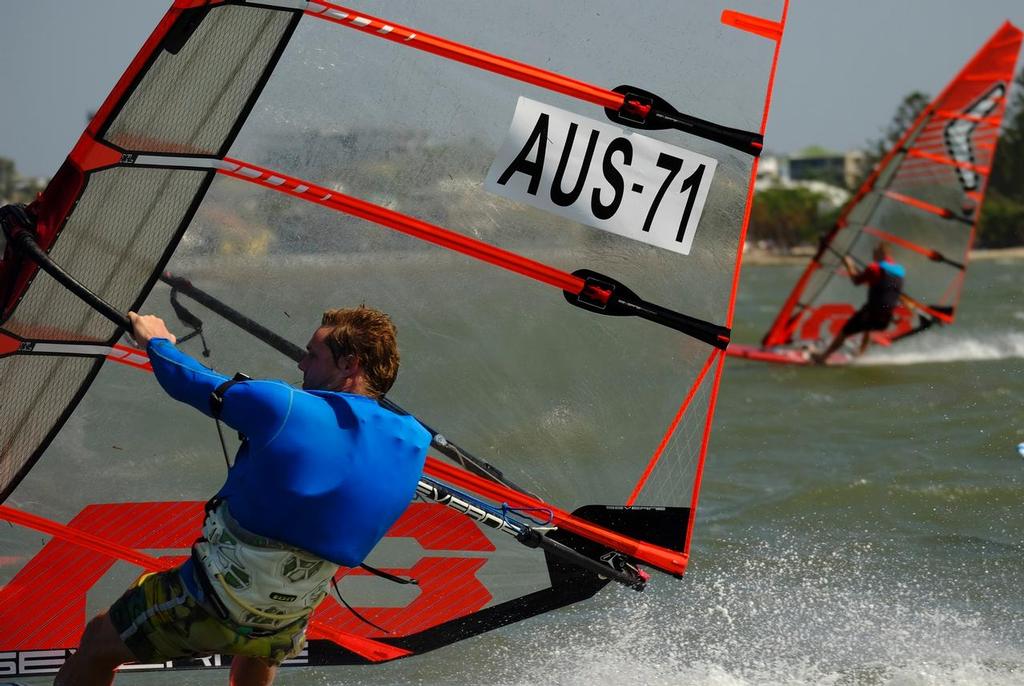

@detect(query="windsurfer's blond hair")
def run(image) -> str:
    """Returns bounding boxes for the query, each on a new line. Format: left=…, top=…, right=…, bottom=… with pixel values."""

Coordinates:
left=320, top=306, right=400, bottom=399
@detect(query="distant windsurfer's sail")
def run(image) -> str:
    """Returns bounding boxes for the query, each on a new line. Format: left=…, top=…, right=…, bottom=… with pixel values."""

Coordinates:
left=730, top=22, right=1023, bottom=365
left=0, top=0, right=788, bottom=677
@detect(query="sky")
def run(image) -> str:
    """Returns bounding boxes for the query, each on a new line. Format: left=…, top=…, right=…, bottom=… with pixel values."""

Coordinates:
left=1, top=1, right=1023, bottom=178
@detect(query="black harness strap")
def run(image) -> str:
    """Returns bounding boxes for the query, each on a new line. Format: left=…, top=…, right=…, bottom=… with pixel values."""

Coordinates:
left=360, top=563, right=418, bottom=585
left=331, top=577, right=393, bottom=634
left=209, top=373, right=251, bottom=469
left=169, top=286, right=211, bottom=357
left=327, top=564, right=418, bottom=633
left=189, top=541, right=233, bottom=621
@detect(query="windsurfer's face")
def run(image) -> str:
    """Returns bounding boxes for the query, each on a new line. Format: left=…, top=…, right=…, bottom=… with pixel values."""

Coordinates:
left=299, top=326, right=349, bottom=391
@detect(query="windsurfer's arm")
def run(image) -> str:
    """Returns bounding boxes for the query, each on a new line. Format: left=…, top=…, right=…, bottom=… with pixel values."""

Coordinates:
left=146, top=338, right=290, bottom=443
left=850, top=262, right=880, bottom=286
left=841, top=255, right=859, bottom=279
left=146, top=337, right=231, bottom=416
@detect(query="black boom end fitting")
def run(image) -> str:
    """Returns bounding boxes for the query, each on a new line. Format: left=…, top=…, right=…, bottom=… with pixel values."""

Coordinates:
left=0, top=203, right=130, bottom=331
left=604, top=84, right=764, bottom=157
left=564, top=268, right=730, bottom=349
left=0, top=204, right=39, bottom=315
left=0, top=203, right=36, bottom=239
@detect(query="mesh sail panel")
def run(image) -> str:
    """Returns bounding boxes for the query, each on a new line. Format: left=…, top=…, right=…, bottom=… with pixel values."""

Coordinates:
left=629, top=363, right=717, bottom=509
left=0, top=356, right=100, bottom=498
left=0, top=3, right=302, bottom=501
left=8, top=169, right=208, bottom=341
left=104, top=6, right=295, bottom=156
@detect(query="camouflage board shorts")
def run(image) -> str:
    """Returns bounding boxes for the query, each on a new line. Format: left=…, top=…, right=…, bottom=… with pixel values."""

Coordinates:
left=108, top=567, right=307, bottom=665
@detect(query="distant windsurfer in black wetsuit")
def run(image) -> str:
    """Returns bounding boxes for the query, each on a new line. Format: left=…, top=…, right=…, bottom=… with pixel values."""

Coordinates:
left=812, top=242, right=905, bottom=364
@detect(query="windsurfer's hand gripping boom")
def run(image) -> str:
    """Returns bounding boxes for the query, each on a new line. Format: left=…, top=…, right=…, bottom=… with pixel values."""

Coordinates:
left=127, top=312, right=177, bottom=346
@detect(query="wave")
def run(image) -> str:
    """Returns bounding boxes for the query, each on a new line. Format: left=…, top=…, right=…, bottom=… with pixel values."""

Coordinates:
left=486, top=536, right=1024, bottom=686
left=856, top=331, right=1024, bottom=366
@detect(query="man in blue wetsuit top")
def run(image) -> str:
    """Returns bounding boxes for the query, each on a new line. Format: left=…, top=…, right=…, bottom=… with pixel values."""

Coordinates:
left=812, top=242, right=905, bottom=364
left=56, top=306, right=431, bottom=686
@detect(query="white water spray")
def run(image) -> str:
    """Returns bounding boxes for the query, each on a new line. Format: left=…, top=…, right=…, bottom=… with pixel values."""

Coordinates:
left=856, top=331, right=1024, bottom=366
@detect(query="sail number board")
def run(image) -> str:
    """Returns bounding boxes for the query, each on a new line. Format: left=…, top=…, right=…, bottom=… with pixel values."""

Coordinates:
left=485, top=97, right=718, bottom=255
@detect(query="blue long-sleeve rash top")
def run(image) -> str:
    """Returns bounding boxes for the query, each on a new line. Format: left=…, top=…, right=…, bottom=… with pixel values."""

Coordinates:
left=147, top=338, right=430, bottom=567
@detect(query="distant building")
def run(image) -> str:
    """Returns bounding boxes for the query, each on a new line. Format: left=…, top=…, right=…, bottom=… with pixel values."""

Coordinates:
left=788, top=150, right=845, bottom=187
left=842, top=149, right=867, bottom=189
left=787, top=147, right=868, bottom=190
left=756, top=155, right=784, bottom=186
left=755, top=148, right=865, bottom=210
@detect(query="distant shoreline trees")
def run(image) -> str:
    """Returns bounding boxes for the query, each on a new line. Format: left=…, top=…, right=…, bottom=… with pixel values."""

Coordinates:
left=6, top=65, right=1024, bottom=252
left=981, top=67, right=1024, bottom=248
left=748, top=187, right=839, bottom=250
left=0, top=156, right=47, bottom=205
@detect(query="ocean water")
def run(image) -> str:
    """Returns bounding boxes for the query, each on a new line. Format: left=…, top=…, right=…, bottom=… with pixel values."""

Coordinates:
left=6, top=257, right=1023, bottom=685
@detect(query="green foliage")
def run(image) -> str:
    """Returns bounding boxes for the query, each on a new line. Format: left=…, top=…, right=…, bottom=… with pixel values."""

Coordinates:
left=977, top=190, right=1024, bottom=248
left=980, top=67, right=1024, bottom=247
left=878, top=91, right=932, bottom=153
left=796, top=145, right=838, bottom=157
left=991, top=67, right=1024, bottom=187
left=749, top=187, right=837, bottom=249
left=0, top=157, right=15, bottom=200
left=0, top=156, right=46, bottom=204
